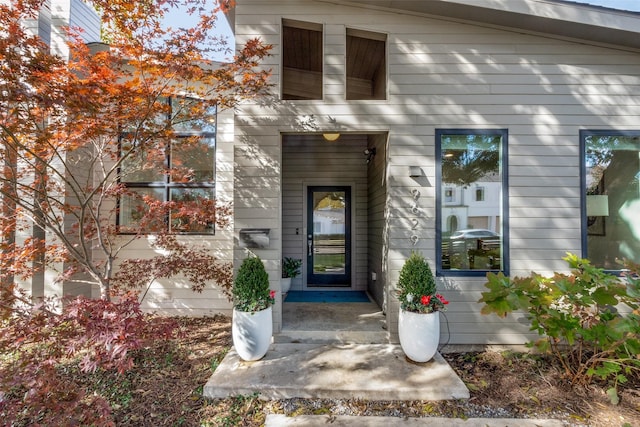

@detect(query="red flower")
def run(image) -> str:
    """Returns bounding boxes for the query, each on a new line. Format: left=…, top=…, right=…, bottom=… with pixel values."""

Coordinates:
left=421, top=295, right=431, bottom=305
left=269, top=290, right=276, bottom=299
left=436, top=294, right=449, bottom=304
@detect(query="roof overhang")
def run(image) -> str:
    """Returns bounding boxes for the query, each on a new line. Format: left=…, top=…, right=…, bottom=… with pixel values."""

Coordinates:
left=329, top=0, right=640, bottom=51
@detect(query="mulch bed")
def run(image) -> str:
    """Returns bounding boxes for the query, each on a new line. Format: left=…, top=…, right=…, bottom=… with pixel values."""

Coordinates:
left=73, top=316, right=639, bottom=426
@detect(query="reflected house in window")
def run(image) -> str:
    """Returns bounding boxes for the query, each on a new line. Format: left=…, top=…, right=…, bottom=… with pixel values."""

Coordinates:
left=437, top=130, right=507, bottom=274
left=442, top=179, right=501, bottom=235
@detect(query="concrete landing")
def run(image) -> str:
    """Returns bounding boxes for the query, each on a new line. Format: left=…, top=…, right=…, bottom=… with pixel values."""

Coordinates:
left=276, top=302, right=388, bottom=344
left=203, top=343, right=470, bottom=401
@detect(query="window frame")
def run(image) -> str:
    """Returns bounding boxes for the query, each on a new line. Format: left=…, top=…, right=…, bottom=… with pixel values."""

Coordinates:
left=435, top=128, right=509, bottom=277
left=117, top=98, right=217, bottom=235
left=580, top=129, right=640, bottom=272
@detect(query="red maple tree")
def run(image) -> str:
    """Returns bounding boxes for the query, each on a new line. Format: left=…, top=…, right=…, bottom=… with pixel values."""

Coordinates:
left=0, top=0, right=271, bottom=423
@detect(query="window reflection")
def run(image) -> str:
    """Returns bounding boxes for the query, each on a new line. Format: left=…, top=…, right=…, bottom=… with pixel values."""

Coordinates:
left=118, top=97, right=216, bottom=234
left=438, top=132, right=505, bottom=272
left=584, top=134, right=640, bottom=268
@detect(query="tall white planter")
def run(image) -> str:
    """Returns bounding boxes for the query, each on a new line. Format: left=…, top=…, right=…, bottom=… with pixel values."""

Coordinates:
left=232, top=306, right=273, bottom=361
left=398, top=310, right=440, bottom=363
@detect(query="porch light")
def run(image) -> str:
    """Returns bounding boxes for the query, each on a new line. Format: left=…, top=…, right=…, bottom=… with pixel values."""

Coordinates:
left=363, top=147, right=376, bottom=164
left=323, top=133, right=340, bottom=141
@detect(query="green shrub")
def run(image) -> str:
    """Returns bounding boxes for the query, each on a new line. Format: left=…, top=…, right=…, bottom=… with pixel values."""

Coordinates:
left=282, top=257, right=302, bottom=278
left=232, top=256, right=274, bottom=313
left=397, top=251, right=448, bottom=313
left=479, top=253, right=640, bottom=403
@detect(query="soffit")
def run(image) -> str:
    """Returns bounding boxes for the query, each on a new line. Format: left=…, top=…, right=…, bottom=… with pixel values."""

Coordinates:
left=331, top=0, right=640, bottom=51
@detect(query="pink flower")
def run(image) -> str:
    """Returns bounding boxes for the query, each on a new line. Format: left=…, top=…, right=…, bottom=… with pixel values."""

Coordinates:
left=421, top=295, right=431, bottom=305
left=269, top=290, right=276, bottom=299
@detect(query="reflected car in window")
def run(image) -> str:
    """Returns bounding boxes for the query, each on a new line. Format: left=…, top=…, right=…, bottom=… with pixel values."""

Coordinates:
left=446, top=229, right=501, bottom=270
left=450, top=229, right=498, bottom=240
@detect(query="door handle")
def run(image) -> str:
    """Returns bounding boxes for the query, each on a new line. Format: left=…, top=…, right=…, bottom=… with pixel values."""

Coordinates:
left=308, top=235, right=313, bottom=256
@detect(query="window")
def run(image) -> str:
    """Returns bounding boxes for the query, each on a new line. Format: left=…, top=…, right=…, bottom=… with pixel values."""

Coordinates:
left=437, top=129, right=508, bottom=275
left=582, top=131, right=640, bottom=269
left=346, top=28, right=386, bottom=100
left=444, top=188, right=455, bottom=202
left=118, top=97, right=217, bottom=234
left=282, top=19, right=323, bottom=100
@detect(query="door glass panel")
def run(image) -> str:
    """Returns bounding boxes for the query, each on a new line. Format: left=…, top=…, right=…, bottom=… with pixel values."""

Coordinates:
left=312, top=191, right=346, bottom=275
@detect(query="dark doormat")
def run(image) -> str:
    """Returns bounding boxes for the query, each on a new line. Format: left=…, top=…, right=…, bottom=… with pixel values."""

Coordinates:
left=284, top=290, right=370, bottom=303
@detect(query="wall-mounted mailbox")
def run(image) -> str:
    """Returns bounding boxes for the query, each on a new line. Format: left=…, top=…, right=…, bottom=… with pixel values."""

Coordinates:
left=239, top=228, right=270, bottom=249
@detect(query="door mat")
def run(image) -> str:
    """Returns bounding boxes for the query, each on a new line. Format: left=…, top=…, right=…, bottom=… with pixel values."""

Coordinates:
left=284, top=291, right=370, bottom=303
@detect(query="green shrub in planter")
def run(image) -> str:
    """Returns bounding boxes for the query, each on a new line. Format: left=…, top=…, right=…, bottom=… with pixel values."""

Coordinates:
left=397, top=251, right=448, bottom=313
left=233, top=256, right=274, bottom=313
left=282, top=257, right=302, bottom=278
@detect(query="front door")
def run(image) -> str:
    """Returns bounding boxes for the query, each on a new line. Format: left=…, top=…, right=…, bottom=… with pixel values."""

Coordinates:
left=307, top=186, right=351, bottom=287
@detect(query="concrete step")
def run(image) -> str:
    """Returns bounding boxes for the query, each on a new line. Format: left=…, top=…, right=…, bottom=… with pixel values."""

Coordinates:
left=274, top=329, right=389, bottom=344
left=203, top=343, right=469, bottom=401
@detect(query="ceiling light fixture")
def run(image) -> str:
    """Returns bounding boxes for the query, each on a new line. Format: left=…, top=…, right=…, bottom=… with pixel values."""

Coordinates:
left=323, top=133, right=340, bottom=142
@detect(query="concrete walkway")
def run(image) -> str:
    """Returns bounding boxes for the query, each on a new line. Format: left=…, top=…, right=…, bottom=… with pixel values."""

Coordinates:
left=203, top=302, right=565, bottom=426
left=264, top=414, right=565, bottom=426
left=203, top=343, right=469, bottom=401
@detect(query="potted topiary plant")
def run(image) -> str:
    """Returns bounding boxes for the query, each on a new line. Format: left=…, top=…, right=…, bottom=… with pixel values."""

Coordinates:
left=281, top=257, right=302, bottom=294
left=397, top=251, right=449, bottom=362
left=232, top=255, right=275, bottom=361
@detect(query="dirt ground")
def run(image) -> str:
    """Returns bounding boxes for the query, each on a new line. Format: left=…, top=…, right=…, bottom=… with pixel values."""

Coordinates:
left=80, top=316, right=639, bottom=426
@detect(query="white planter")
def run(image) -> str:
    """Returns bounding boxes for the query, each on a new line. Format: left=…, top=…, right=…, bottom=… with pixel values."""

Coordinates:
left=232, top=306, right=273, bottom=361
left=281, top=277, right=292, bottom=294
left=398, top=310, right=440, bottom=363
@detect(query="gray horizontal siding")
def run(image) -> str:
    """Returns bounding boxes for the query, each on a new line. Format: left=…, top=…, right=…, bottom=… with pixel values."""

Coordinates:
left=235, top=0, right=640, bottom=344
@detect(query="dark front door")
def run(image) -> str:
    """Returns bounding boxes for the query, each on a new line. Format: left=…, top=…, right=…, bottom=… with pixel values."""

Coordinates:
left=307, top=186, right=351, bottom=287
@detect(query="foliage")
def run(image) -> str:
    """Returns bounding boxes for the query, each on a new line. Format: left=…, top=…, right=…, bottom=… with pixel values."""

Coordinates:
left=441, top=134, right=500, bottom=186
left=0, top=0, right=271, bottom=300
left=209, top=393, right=263, bottom=427
left=397, top=251, right=448, bottom=313
left=233, top=256, right=274, bottom=313
left=479, top=253, right=640, bottom=403
left=0, top=291, right=176, bottom=425
left=112, top=234, right=234, bottom=301
left=282, top=257, right=302, bottom=278
left=0, top=0, right=271, bottom=424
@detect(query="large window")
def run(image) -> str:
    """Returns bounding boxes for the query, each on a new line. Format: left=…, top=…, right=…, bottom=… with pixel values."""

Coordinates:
left=118, top=97, right=216, bottom=234
left=436, top=129, right=508, bottom=275
left=582, top=131, right=640, bottom=269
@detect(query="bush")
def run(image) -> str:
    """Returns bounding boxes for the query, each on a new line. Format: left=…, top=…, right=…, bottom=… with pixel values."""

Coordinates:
left=0, top=293, right=175, bottom=425
left=479, top=253, right=640, bottom=403
left=282, top=257, right=302, bottom=278
left=233, top=256, right=274, bottom=313
left=397, top=251, right=448, bottom=313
